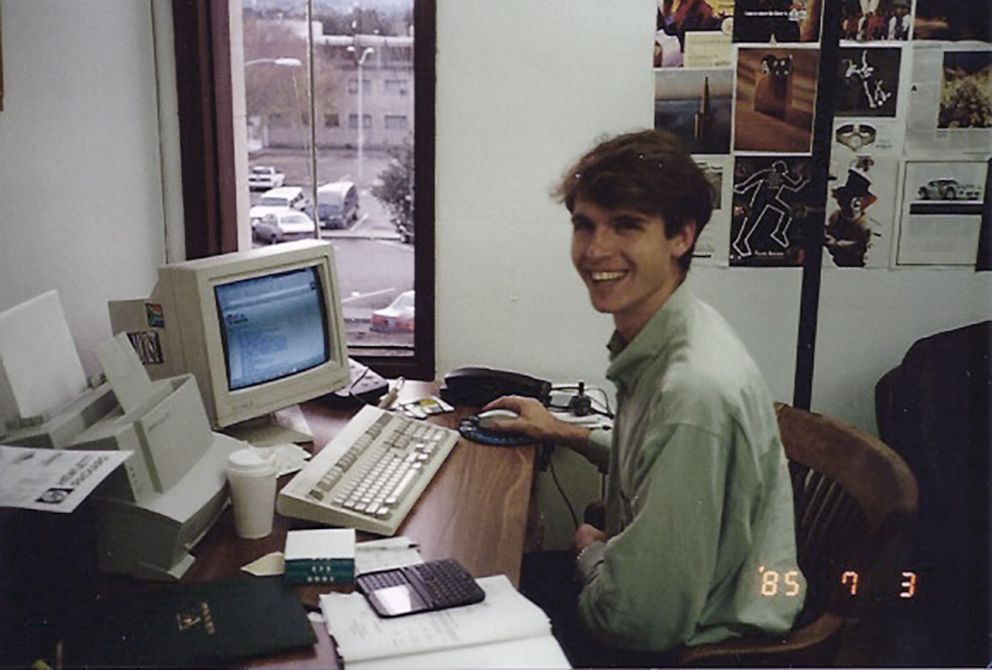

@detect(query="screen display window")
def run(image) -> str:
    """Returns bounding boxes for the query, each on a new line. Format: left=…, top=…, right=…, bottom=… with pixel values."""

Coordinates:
left=215, top=266, right=330, bottom=390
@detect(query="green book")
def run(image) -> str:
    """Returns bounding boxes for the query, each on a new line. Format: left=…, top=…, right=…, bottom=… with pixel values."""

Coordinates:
left=285, top=558, right=355, bottom=584
left=66, top=577, right=316, bottom=667
left=284, top=527, right=355, bottom=585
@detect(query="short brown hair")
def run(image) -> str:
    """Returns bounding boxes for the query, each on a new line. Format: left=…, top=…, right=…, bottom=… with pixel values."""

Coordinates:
left=553, top=129, right=713, bottom=274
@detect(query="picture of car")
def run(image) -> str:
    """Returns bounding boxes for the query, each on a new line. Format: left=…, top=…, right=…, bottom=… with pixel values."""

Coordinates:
left=248, top=165, right=286, bottom=190
left=370, top=290, right=415, bottom=333
left=249, top=186, right=309, bottom=221
left=918, top=178, right=982, bottom=201
left=251, top=209, right=316, bottom=244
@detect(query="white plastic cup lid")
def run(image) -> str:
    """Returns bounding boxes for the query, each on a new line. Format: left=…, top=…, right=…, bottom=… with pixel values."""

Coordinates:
left=226, top=448, right=277, bottom=476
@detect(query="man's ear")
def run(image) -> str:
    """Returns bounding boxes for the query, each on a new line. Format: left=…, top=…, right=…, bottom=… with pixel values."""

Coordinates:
left=671, top=220, right=697, bottom=259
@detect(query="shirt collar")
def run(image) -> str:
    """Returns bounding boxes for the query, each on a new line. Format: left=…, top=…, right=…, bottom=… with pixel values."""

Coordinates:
left=606, top=282, right=694, bottom=388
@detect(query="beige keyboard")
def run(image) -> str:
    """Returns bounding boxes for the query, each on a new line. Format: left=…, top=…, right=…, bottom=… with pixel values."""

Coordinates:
left=276, top=405, right=460, bottom=535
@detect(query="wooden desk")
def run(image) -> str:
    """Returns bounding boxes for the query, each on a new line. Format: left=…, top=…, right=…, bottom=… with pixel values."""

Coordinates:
left=160, top=381, right=534, bottom=667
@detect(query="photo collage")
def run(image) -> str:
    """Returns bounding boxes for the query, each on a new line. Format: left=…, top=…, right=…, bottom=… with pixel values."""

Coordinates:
left=653, top=0, right=991, bottom=268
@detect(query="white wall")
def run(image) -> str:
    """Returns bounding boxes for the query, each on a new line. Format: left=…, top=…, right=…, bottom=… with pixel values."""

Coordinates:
left=0, top=0, right=169, bottom=374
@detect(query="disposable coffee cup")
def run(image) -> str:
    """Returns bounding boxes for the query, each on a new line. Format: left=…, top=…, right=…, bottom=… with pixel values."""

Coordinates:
left=225, top=448, right=278, bottom=539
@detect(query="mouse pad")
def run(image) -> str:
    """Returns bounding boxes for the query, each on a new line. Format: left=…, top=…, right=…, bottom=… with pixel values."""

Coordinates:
left=458, top=417, right=531, bottom=447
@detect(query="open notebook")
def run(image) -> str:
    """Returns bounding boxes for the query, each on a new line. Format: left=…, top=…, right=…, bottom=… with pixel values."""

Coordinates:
left=321, top=574, right=570, bottom=669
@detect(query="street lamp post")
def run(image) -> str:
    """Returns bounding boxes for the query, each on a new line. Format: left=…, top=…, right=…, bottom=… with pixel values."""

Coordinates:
left=347, top=45, right=375, bottom=189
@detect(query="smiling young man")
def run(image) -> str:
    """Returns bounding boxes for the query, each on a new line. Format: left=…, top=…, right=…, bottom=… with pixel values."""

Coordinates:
left=487, top=130, right=804, bottom=665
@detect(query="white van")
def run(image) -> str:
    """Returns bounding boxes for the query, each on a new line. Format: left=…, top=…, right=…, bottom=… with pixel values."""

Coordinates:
left=316, top=181, right=359, bottom=229
left=249, top=186, right=308, bottom=222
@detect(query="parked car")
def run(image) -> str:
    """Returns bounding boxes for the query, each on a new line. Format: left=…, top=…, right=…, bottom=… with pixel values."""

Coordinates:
left=249, top=186, right=308, bottom=221
left=316, top=181, right=360, bottom=229
left=918, top=178, right=982, bottom=201
left=370, top=290, right=415, bottom=333
left=251, top=208, right=316, bottom=244
left=248, top=165, right=286, bottom=191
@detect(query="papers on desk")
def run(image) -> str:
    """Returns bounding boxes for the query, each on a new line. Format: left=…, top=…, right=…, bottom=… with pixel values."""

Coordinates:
left=0, top=444, right=131, bottom=513
left=354, top=536, right=424, bottom=575
left=321, top=574, right=571, bottom=669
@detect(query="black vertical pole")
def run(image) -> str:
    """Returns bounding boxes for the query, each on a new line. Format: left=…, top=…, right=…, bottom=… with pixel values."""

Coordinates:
left=792, top=0, right=842, bottom=410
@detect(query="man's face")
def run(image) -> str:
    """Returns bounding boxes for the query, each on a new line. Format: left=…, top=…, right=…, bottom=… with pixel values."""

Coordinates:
left=570, top=196, right=692, bottom=340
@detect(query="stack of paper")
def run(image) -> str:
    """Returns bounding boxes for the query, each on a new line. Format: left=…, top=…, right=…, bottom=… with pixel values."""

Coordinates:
left=321, top=574, right=570, bottom=669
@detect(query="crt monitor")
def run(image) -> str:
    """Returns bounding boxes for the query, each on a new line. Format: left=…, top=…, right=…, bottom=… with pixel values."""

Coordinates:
left=108, top=240, right=350, bottom=432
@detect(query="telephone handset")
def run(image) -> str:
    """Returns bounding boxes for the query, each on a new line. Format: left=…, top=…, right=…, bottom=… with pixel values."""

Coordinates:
left=439, top=366, right=551, bottom=407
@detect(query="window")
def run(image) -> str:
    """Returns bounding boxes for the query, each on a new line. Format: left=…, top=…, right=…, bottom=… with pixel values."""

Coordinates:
left=385, top=115, right=408, bottom=130
left=384, top=79, right=409, bottom=95
left=171, top=0, right=436, bottom=380
left=347, top=78, right=372, bottom=94
left=348, top=113, right=373, bottom=130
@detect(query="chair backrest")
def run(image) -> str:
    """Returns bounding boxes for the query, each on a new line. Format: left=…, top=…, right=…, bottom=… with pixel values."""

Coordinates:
left=775, top=403, right=919, bottom=616
left=677, top=405, right=919, bottom=666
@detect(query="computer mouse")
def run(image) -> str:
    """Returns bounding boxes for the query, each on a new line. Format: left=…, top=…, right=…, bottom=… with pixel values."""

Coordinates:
left=476, top=408, right=520, bottom=430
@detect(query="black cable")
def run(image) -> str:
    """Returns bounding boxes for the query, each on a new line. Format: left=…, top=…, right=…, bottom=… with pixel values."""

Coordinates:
left=549, top=455, right=579, bottom=530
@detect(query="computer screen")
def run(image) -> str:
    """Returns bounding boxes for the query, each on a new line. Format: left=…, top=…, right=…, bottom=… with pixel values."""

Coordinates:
left=215, top=266, right=329, bottom=391
left=108, top=240, right=350, bottom=431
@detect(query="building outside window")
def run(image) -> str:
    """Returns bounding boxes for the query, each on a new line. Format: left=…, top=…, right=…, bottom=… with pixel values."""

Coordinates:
left=240, top=0, right=432, bottom=374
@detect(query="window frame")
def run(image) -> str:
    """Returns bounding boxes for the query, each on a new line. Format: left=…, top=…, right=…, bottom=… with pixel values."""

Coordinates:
left=171, top=0, right=437, bottom=381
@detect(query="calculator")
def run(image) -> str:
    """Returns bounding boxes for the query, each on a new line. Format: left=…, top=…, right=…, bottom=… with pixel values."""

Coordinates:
left=356, top=558, right=485, bottom=617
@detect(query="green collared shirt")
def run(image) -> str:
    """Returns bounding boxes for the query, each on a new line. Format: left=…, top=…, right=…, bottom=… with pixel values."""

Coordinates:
left=575, top=284, right=805, bottom=652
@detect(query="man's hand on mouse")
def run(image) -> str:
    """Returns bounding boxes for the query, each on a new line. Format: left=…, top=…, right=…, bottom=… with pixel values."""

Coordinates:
left=482, top=395, right=591, bottom=449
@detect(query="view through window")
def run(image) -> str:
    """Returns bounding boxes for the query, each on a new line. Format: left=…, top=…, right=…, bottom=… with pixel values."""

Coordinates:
left=242, top=0, right=417, bottom=356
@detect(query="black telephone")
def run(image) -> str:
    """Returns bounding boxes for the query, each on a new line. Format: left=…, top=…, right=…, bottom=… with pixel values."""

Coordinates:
left=439, top=366, right=551, bottom=407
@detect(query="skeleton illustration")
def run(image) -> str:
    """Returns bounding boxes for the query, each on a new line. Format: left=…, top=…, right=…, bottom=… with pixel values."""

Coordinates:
left=732, top=160, right=809, bottom=258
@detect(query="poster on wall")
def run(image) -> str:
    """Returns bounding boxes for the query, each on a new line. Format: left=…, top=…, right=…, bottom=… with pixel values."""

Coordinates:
left=840, top=0, right=913, bottom=42
left=895, top=160, right=987, bottom=265
left=824, top=125, right=899, bottom=268
left=906, top=44, right=992, bottom=153
left=913, top=0, right=989, bottom=41
left=733, top=47, right=819, bottom=153
left=732, top=0, right=822, bottom=43
left=693, top=156, right=733, bottom=265
left=654, top=0, right=734, bottom=68
left=655, top=68, right=733, bottom=154
left=835, top=46, right=902, bottom=117
left=729, top=156, right=814, bottom=266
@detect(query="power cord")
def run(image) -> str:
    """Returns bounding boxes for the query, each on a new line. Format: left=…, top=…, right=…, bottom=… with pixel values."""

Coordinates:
left=548, top=454, right=579, bottom=530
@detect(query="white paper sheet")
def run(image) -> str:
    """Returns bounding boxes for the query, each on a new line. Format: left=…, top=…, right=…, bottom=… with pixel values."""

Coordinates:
left=346, top=635, right=571, bottom=669
left=355, top=536, right=425, bottom=575
left=0, top=444, right=131, bottom=513
left=95, top=333, right=155, bottom=414
left=0, top=291, right=87, bottom=425
left=321, top=575, right=562, bottom=665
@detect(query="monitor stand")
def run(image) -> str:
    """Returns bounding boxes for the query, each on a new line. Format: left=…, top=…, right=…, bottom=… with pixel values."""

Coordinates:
left=223, top=407, right=313, bottom=447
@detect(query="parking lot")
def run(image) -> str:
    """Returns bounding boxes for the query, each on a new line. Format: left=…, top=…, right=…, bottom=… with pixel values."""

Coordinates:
left=249, top=147, right=415, bottom=348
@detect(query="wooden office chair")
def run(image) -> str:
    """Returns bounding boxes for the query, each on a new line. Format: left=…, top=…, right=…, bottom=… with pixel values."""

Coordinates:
left=675, top=403, right=919, bottom=667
